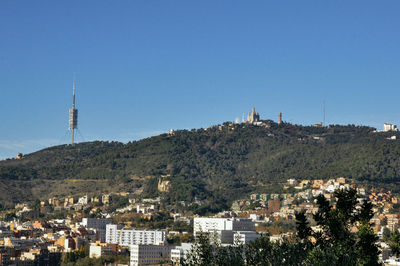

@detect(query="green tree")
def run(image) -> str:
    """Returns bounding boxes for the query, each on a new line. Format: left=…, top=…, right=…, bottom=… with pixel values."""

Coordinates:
left=389, top=231, right=400, bottom=256
left=382, top=227, right=391, bottom=241
left=303, top=189, right=380, bottom=266
left=295, top=210, right=311, bottom=240
left=31, top=198, right=41, bottom=211
left=181, top=233, right=215, bottom=266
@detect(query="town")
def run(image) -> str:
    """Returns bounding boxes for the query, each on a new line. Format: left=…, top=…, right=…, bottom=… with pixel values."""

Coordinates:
left=2, top=0, right=400, bottom=264
left=1, top=177, right=400, bottom=265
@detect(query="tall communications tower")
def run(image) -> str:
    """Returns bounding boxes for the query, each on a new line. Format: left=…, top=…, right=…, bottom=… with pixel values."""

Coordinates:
left=323, top=100, right=326, bottom=126
left=69, top=75, right=78, bottom=145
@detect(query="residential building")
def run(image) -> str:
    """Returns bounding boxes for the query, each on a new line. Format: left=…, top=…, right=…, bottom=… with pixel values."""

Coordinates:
left=89, top=242, right=117, bottom=258
left=0, top=248, right=10, bottom=266
left=102, top=194, right=110, bottom=205
left=81, top=218, right=112, bottom=242
left=130, top=244, right=170, bottom=266
left=193, top=218, right=255, bottom=244
left=106, top=224, right=166, bottom=246
left=81, top=218, right=112, bottom=229
left=78, top=195, right=88, bottom=205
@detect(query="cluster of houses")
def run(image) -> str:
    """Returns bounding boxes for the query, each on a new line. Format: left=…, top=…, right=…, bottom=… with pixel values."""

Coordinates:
left=231, top=177, right=400, bottom=264
left=13, top=193, right=165, bottom=222
left=0, top=215, right=262, bottom=265
left=2, top=177, right=400, bottom=265
left=45, top=193, right=111, bottom=210
left=237, top=178, right=400, bottom=234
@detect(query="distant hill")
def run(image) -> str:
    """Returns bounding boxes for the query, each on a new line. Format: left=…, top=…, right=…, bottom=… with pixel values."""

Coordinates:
left=1, top=121, right=400, bottom=211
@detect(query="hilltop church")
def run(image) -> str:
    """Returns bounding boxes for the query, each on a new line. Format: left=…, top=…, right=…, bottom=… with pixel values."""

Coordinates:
left=246, top=107, right=260, bottom=123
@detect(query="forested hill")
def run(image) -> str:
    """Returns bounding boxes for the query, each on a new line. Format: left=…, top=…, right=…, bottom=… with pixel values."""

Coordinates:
left=1, top=121, right=400, bottom=208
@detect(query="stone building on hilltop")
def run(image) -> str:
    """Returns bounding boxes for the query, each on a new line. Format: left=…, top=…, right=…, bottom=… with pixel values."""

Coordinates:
left=247, top=107, right=260, bottom=123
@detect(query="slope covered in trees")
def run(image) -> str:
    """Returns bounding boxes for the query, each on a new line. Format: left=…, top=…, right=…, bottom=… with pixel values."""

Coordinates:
left=1, top=122, right=400, bottom=208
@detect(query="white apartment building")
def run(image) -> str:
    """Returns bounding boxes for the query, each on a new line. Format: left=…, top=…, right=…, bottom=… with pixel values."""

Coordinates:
left=193, top=218, right=255, bottom=236
left=193, top=218, right=255, bottom=244
left=106, top=224, right=166, bottom=246
left=130, top=244, right=170, bottom=266
left=106, top=224, right=123, bottom=244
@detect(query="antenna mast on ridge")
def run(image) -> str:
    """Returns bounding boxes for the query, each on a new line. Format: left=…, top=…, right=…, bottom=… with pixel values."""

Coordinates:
left=69, top=73, right=78, bottom=145
left=323, top=100, right=326, bottom=126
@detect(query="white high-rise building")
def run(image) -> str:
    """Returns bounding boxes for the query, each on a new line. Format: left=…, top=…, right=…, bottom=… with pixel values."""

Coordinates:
left=105, top=224, right=123, bottom=244
left=106, top=224, right=166, bottom=246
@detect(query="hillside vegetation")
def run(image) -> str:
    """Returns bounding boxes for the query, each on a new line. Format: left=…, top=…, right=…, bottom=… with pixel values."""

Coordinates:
left=1, top=122, right=400, bottom=210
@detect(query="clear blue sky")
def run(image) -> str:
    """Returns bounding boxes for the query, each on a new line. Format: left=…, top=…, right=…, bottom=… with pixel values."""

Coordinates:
left=1, top=1, right=400, bottom=159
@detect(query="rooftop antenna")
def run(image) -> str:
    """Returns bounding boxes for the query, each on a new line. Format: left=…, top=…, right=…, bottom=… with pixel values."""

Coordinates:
left=69, top=73, right=78, bottom=145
